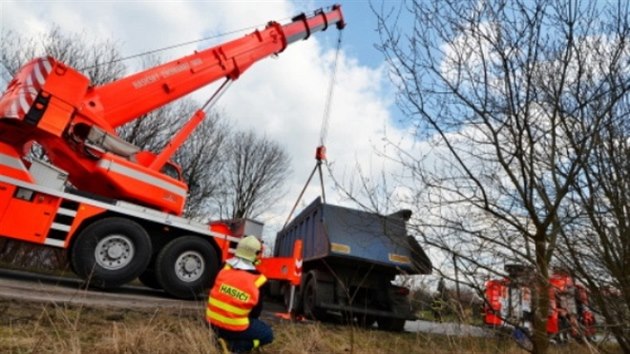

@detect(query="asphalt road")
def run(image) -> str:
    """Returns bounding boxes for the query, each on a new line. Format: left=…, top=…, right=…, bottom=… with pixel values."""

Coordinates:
left=0, top=267, right=203, bottom=311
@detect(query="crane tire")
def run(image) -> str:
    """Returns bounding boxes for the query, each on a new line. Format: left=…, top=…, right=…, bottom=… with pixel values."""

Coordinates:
left=70, top=217, right=152, bottom=289
left=155, top=236, right=218, bottom=300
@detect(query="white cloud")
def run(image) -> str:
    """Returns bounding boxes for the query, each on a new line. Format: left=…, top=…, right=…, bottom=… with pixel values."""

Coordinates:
left=1, top=0, right=400, bottom=238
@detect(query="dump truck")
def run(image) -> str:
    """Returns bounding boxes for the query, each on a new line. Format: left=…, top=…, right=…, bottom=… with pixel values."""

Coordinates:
left=0, top=6, right=344, bottom=299
left=271, top=197, right=432, bottom=331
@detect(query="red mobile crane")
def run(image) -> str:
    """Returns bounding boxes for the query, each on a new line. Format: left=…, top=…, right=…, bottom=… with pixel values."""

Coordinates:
left=0, top=5, right=345, bottom=299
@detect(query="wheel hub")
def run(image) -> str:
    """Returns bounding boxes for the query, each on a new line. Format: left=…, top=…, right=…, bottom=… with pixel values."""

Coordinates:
left=175, top=251, right=204, bottom=282
left=184, top=258, right=197, bottom=273
left=95, top=234, right=135, bottom=270
left=107, top=244, right=124, bottom=259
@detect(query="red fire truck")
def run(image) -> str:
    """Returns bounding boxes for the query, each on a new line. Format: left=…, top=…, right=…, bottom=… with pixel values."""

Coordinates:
left=484, top=265, right=596, bottom=342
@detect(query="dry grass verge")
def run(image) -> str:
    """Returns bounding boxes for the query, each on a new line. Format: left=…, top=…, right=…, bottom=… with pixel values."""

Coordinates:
left=0, top=299, right=617, bottom=353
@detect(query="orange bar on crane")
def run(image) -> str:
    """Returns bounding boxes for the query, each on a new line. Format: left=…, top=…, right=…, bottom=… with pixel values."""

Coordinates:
left=85, top=5, right=345, bottom=129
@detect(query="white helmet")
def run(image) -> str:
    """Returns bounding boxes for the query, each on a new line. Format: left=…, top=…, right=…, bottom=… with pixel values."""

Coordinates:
left=235, top=235, right=262, bottom=262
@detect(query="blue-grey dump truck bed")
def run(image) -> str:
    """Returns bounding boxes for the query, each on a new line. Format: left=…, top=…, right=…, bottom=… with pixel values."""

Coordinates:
left=274, top=197, right=431, bottom=274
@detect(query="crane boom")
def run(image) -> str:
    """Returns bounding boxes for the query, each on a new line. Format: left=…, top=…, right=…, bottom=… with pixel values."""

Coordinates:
left=0, top=5, right=345, bottom=215
left=91, top=6, right=345, bottom=128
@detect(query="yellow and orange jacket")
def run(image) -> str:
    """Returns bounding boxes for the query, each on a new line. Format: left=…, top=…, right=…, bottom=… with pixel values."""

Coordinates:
left=206, top=264, right=267, bottom=331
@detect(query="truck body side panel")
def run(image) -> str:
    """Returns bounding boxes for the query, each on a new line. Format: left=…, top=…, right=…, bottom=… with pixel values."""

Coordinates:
left=322, top=203, right=411, bottom=270
left=0, top=187, right=59, bottom=243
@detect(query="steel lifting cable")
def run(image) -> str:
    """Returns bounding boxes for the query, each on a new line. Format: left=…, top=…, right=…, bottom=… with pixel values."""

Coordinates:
left=77, top=6, right=333, bottom=72
left=78, top=16, right=296, bottom=71
left=282, top=29, right=343, bottom=229
left=319, top=29, right=343, bottom=148
left=317, top=29, right=344, bottom=203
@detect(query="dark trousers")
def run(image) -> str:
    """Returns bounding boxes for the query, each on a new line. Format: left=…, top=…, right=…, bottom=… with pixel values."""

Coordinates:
left=213, top=319, right=273, bottom=352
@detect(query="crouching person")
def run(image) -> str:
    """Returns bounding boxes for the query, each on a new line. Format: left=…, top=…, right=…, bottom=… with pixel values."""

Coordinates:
left=207, top=235, right=273, bottom=353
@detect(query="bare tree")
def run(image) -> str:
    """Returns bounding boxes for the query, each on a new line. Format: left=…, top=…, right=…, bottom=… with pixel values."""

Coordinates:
left=217, top=131, right=291, bottom=219
left=0, top=30, right=38, bottom=84
left=560, top=103, right=630, bottom=351
left=375, top=0, right=630, bottom=352
left=174, top=109, right=231, bottom=220
left=118, top=99, right=188, bottom=152
left=40, top=27, right=126, bottom=85
left=1, top=26, right=125, bottom=86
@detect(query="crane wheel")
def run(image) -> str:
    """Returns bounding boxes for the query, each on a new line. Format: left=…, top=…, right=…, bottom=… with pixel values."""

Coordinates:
left=155, top=236, right=218, bottom=300
left=70, top=217, right=152, bottom=289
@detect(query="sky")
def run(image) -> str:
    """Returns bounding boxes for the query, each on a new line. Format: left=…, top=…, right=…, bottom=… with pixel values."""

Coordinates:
left=0, top=0, right=407, bottom=239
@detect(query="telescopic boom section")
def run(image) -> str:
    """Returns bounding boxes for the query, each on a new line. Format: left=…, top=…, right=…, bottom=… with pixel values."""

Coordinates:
left=88, top=5, right=345, bottom=128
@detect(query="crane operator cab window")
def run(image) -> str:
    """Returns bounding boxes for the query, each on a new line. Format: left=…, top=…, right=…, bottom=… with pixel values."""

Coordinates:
left=161, top=161, right=183, bottom=181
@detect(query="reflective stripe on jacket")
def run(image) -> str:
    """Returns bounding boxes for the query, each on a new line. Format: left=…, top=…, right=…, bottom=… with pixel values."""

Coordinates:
left=207, top=265, right=267, bottom=331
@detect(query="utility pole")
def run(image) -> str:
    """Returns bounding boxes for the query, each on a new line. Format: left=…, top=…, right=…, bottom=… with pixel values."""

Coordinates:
left=453, top=253, right=461, bottom=304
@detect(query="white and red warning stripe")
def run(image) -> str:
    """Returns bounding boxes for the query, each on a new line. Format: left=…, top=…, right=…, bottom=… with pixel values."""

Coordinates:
left=0, top=57, right=53, bottom=119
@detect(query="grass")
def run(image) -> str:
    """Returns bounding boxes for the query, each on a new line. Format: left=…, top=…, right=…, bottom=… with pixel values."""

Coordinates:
left=0, top=298, right=619, bottom=354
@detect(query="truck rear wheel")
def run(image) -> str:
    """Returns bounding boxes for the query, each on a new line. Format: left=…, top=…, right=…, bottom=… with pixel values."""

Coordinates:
left=302, top=276, right=328, bottom=320
left=70, top=217, right=152, bottom=289
left=155, top=236, right=218, bottom=299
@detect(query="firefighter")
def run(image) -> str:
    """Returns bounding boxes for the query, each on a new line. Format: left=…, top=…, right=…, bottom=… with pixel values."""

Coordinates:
left=207, top=235, right=273, bottom=353
left=557, top=306, right=570, bottom=344
left=431, top=294, right=445, bottom=322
